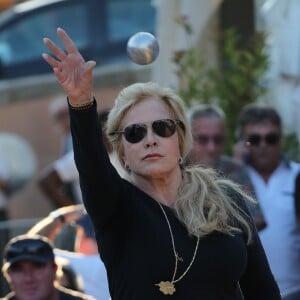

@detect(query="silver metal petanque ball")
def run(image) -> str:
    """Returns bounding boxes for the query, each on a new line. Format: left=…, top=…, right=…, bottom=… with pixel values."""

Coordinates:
left=127, top=32, right=159, bottom=65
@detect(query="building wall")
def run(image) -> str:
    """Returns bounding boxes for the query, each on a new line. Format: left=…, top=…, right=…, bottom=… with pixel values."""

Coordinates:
left=151, top=0, right=222, bottom=88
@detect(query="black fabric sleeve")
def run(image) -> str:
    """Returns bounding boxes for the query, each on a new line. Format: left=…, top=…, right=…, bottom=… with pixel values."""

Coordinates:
left=239, top=231, right=281, bottom=299
left=68, top=100, right=125, bottom=230
left=226, top=186, right=281, bottom=299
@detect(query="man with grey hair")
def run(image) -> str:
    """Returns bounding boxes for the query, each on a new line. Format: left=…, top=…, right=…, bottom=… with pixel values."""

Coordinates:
left=187, top=103, right=266, bottom=231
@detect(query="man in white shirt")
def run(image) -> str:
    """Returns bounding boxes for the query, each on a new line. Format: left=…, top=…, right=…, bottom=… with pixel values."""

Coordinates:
left=234, top=103, right=300, bottom=297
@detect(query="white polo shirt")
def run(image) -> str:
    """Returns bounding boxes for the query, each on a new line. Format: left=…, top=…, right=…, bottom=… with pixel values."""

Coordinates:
left=55, top=248, right=110, bottom=300
left=247, top=160, right=300, bottom=294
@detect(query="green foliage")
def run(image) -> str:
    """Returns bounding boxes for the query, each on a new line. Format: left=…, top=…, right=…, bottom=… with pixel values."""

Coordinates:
left=283, top=133, right=300, bottom=162
left=173, top=16, right=269, bottom=153
left=211, top=28, right=269, bottom=152
left=173, top=49, right=214, bottom=107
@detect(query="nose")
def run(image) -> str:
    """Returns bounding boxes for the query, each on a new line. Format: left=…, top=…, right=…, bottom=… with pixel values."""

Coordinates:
left=206, top=139, right=217, bottom=151
left=23, top=269, right=35, bottom=281
left=144, top=126, right=157, bottom=148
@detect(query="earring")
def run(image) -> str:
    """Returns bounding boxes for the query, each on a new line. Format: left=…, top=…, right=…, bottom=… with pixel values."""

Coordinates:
left=124, top=162, right=130, bottom=170
left=178, top=157, right=184, bottom=165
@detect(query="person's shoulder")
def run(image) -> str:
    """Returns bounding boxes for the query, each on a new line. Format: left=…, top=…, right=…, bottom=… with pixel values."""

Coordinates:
left=218, top=155, right=252, bottom=185
left=57, top=285, right=95, bottom=300
left=219, top=155, right=246, bottom=169
left=282, top=158, right=300, bottom=176
left=217, top=176, right=251, bottom=207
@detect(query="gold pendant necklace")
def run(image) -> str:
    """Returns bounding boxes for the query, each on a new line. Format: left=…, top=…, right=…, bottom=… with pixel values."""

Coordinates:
left=155, top=201, right=200, bottom=295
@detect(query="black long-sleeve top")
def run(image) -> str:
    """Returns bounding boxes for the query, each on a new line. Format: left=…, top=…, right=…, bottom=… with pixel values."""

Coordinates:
left=69, top=101, right=281, bottom=300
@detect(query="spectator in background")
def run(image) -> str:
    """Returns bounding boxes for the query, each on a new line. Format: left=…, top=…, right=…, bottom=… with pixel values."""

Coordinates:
left=187, top=104, right=266, bottom=231
left=27, top=206, right=110, bottom=300
left=38, top=110, right=124, bottom=208
left=234, top=103, right=300, bottom=296
left=1, top=234, right=95, bottom=300
left=43, top=96, right=79, bottom=250
left=0, top=133, right=37, bottom=296
left=48, top=95, right=75, bottom=205
left=38, top=151, right=81, bottom=207
left=49, top=95, right=73, bottom=155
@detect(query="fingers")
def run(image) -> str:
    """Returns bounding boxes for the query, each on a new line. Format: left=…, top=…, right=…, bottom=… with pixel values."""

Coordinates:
left=42, top=53, right=59, bottom=68
left=43, top=28, right=82, bottom=61
left=57, top=27, right=80, bottom=56
left=43, top=37, right=66, bottom=62
left=85, top=60, right=97, bottom=72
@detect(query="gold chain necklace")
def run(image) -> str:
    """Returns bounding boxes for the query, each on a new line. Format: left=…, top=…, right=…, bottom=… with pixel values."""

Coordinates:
left=155, top=201, right=200, bottom=295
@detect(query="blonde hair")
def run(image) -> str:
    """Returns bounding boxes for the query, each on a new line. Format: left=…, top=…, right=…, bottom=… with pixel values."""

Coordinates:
left=177, top=166, right=254, bottom=243
left=106, top=82, right=254, bottom=243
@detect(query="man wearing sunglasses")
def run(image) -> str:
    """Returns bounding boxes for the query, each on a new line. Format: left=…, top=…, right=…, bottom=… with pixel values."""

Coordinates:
left=187, top=104, right=266, bottom=231
left=1, top=234, right=95, bottom=300
left=234, top=103, right=300, bottom=298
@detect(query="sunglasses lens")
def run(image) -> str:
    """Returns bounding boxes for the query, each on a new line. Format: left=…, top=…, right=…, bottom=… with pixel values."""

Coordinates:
left=195, top=135, right=224, bottom=145
left=152, top=119, right=176, bottom=138
left=265, top=133, right=280, bottom=145
left=196, top=135, right=208, bottom=145
left=247, top=134, right=260, bottom=146
left=124, top=124, right=147, bottom=143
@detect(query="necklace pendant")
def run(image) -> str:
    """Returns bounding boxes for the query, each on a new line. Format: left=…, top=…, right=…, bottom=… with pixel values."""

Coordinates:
left=156, top=281, right=176, bottom=295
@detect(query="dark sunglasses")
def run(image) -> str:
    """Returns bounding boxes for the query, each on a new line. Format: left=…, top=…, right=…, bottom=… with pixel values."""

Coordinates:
left=246, top=133, right=281, bottom=146
left=110, top=118, right=184, bottom=144
left=193, top=134, right=225, bottom=146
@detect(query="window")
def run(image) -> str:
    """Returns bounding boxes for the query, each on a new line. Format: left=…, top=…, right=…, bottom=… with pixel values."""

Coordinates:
left=0, top=2, right=89, bottom=66
left=107, top=0, right=156, bottom=42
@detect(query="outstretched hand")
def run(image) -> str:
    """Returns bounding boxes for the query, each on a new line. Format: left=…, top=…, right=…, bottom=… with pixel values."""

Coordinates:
left=42, top=28, right=96, bottom=105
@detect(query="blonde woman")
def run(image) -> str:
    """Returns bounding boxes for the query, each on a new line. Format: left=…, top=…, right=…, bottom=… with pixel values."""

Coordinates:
left=42, top=28, right=281, bottom=299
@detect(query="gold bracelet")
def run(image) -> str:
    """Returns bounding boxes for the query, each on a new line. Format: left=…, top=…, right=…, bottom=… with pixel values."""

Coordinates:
left=68, top=97, right=95, bottom=110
